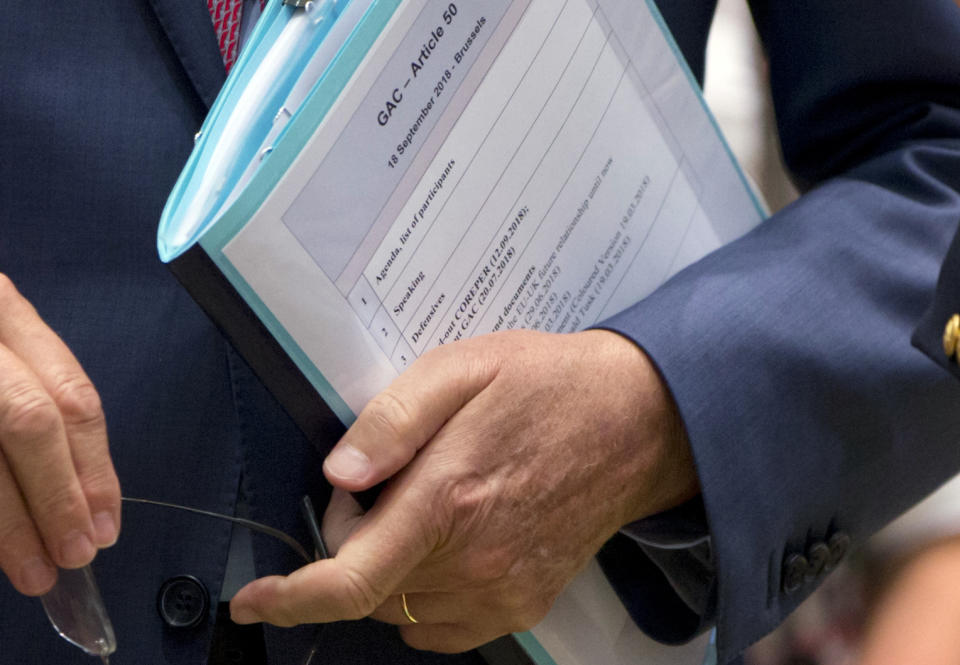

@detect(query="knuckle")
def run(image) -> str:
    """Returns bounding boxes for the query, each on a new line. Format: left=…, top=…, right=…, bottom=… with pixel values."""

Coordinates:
left=459, top=546, right=513, bottom=585
left=49, top=373, right=103, bottom=429
left=365, top=389, right=415, bottom=441
left=443, top=476, right=497, bottom=538
left=79, top=465, right=120, bottom=495
left=514, top=597, right=552, bottom=631
left=0, top=383, right=61, bottom=442
left=422, top=338, right=501, bottom=388
left=496, top=581, right=554, bottom=632
left=35, top=485, right=86, bottom=523
left=497, top=592, right=546, bottom=633
left=447, top=478, right=486, bottom=521
left=417, top=341, right=454, bottom=365
left=499, top=585, right=529, bottom=615
left=0, top=515, right=37, bottom=557
left=340, top=565, right=386, bottom=620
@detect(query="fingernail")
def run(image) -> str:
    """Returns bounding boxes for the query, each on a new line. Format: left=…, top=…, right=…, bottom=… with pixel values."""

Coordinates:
left=60, top=530, right=96, bottom=568
left=93, top=511, right=118, bottom=547
left=230, top=605, right=260, bottom=625
left=324, top=444, right=371, bottom=482
left=21, top=556, right=57, bottom=595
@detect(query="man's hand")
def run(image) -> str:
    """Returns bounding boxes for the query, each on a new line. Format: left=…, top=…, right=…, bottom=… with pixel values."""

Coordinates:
left=857, top=535, right=960, bottom=665
left=0, top=275, right=120, bottom=595
left=231, top=329, right=697, bottom=652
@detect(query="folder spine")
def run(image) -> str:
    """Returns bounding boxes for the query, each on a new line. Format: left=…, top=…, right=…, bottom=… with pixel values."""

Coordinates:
left=168, top=244, right=347, bottom=452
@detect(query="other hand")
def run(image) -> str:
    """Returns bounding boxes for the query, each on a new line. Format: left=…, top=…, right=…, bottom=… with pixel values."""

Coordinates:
left=857, top=535, right=960, bottom=665
left=231, top=329, right=697, bottom=651
left=0, top=275, right=120, bottom=595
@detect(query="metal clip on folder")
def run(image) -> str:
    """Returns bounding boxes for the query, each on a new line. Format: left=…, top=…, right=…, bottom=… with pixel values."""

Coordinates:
left=158, top=0, right=373, bottom=262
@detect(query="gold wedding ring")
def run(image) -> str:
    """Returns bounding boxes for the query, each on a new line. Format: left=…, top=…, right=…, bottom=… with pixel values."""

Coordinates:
left=400, top=593, right=418, bottom=624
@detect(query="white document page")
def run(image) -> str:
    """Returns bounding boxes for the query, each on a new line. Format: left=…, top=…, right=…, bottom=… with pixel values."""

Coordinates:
left=217, top=2, right=755, bottom=663
left=222, top=0, right=760, bottom=417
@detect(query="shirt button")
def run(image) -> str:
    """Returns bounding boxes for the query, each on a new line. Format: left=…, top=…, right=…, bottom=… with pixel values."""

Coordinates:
left=943, top=314, right=960, bottom=359
left=157, top=575, right=210, bottom=629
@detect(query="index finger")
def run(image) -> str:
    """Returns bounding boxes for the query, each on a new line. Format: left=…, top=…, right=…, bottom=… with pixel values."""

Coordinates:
left=0, top=277, right=118, bottom=564
left=323, top=342, right=500, bottom=491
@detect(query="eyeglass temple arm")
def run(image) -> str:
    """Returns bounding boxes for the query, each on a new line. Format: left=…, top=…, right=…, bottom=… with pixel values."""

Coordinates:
left=121, top=496, right=317, bottom=564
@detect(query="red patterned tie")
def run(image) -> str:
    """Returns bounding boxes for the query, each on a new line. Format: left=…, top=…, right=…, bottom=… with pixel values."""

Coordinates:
left=208, top=0, right=270, bottom=73
left=208, top=0, right=244, bottom=72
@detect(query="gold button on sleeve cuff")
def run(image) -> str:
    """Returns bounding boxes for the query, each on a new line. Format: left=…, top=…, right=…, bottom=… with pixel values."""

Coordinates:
left=943, top=314, right=960, bottom=359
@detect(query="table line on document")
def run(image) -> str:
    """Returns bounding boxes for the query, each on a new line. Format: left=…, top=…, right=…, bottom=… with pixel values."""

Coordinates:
left=352, top=23, right=585, bottom=360
left=277, top=0, right=438, bottom=287
left=592, top=160, right=687, bottom=323
left=377, top=3, right=603, bottom=334
left=347, top=0, right=588, bottom=359
left=415, top=32, right=627, bottom=349
left=333, top=0, right=535, bottom=301
left=345, top=0, right=573, bottom=311
left=468, top=49, right=632, bottom=338
left=354, top=0, right=580, bottom=324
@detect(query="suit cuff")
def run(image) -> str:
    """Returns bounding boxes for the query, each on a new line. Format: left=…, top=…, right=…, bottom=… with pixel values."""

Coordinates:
left=618, top=496, right=716, bottom=626
left=620, top=495, right=711, bottom=549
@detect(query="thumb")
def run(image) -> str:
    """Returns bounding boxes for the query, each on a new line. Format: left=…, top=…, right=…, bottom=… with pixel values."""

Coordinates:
left=323, top=345, right=497, bottom=492
left=230, top=484, right=435, bottom=626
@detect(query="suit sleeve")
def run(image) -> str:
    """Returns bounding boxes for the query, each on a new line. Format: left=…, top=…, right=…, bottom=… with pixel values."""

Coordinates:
left=595, top=0, right=960, bottom=661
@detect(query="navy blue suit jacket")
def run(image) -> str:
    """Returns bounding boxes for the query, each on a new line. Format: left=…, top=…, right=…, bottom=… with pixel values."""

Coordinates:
left=0, top=3, right=479, bottom=664
left=1, top=1, right=959, bottom=665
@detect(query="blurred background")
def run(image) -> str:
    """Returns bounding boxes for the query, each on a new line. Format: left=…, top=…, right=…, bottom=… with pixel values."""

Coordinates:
left=703, top=0, right=796, bottom=213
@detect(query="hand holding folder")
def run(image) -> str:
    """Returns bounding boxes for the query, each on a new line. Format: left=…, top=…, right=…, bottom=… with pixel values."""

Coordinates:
left=156, top=1, right=760, bottom=663
left=229, top=329, right=699, bottom=655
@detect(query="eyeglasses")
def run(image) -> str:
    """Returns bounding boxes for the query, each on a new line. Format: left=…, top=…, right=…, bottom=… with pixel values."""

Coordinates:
left=41, top=495, right=328, bottom=663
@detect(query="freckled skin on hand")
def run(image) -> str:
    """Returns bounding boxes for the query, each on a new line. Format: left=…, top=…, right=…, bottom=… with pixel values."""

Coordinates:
left=231, top=329, right=697, bottom=653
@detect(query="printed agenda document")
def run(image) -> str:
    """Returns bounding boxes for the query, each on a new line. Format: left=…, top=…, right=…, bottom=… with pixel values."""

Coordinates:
left=193, top=0, right=762, bottom=424
left=162, top=1, right=762, bottom=663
